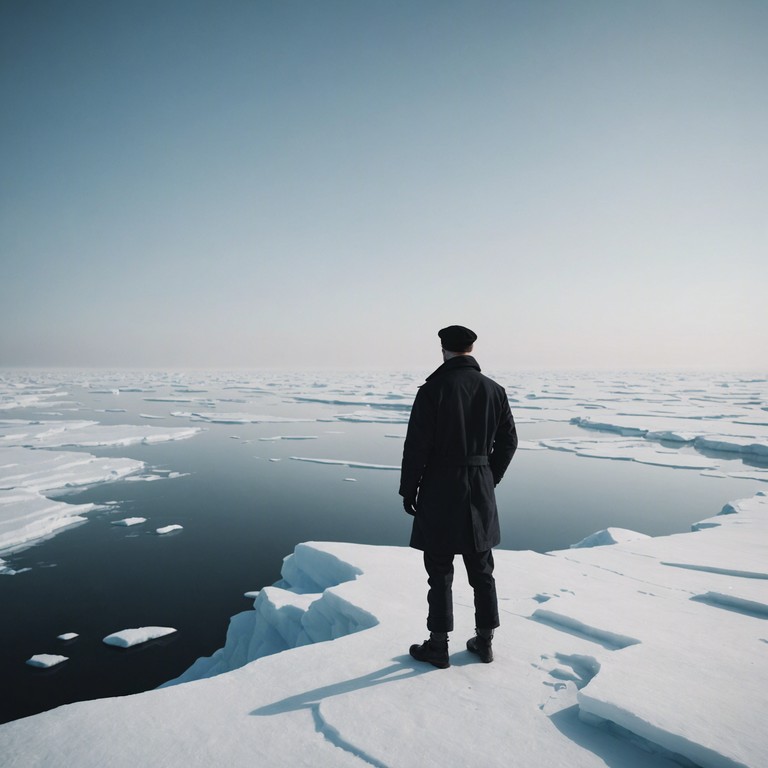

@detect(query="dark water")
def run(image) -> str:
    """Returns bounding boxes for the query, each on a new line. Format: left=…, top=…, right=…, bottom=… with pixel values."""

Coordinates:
left=1, top=392, right=764, bottom=725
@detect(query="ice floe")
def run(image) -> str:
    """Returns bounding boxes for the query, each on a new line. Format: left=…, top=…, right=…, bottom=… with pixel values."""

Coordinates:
left=289, top=456, right=399, bottom=470
left=0, top=415, right=200, bottom=558
left=102, top=627, right=177, bottom=648
left=171, top=412, right=314, bottom=424
left=25, top=655, right=68, bottom=669
left=1, top=422, right=201, bottom=449
left=56, top=633, right=78, bottom=641
left=334, top=409, right=410, bottom=424
left=3, top=492, right=765, bottom=767
left=110, top=518, right=146, bottom=527
left=156, top=525, right=183, bottom=535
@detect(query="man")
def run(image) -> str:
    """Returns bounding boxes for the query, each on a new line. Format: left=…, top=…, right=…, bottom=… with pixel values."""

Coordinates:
left=400, top=325, right=517, bottom=668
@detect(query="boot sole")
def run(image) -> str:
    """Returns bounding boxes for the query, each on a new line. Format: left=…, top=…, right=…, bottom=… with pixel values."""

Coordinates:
left=409, top=647, right=450, bottom=669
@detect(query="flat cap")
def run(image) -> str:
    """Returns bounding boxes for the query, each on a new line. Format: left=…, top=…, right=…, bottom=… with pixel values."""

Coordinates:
left=438, top=325, right=477, bottom=352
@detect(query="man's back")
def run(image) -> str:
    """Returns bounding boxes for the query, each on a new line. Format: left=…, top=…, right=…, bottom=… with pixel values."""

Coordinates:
left=400, top=354, right=517, bottom=554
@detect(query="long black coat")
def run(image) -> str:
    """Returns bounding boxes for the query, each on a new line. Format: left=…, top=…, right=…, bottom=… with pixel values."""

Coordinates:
left=399, top=355, right=518, bottom=554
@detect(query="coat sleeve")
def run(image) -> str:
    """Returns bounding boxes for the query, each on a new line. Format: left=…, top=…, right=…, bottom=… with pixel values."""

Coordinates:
left=489, top=393, right=517, bottom=486
left=399, top=386, right=435, bottom=500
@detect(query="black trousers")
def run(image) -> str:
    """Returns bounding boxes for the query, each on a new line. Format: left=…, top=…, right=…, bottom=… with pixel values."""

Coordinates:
left=424, top=549, right=499, bottom=634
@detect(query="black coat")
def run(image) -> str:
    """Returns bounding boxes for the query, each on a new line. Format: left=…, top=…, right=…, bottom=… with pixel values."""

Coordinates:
left=399, top=355, right=518, bottom=554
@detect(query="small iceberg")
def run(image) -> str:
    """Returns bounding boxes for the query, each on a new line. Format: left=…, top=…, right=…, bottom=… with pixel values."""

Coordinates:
left=103, top=627, right=177, bottom=648
left=26, top=654, right=68, bottom=668
left=156, top=525, right=183, bottom=535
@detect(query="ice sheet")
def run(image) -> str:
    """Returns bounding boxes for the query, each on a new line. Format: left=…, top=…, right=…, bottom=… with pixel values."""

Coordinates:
left=3, top=493, right=765, bottom=768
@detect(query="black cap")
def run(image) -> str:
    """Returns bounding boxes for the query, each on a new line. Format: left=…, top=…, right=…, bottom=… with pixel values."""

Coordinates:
left=438, top=325, right=477, bottom=352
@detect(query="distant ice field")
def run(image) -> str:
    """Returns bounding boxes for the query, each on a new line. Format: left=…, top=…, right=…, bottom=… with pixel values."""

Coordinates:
left=0, top=368, right=766, bottom=724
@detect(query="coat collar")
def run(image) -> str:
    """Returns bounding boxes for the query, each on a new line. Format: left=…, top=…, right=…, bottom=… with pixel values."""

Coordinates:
left=425, top=354, right=481, bottom=381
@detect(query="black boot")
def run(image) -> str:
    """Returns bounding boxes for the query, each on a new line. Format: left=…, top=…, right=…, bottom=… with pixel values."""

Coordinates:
left=409, top=632, right=450, bottom=669
left=466, top=628, right=494, bottom=663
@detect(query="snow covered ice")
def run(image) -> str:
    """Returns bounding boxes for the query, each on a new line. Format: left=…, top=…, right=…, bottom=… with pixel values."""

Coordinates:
left=2, top=492, right=766, bottom=767
left=25, top=655, right=68, bottom=669
left=0, top=385, right=203, bottom=559
left=156, top=524, right=183, bottom=535
left=102, top=627, right=178, bottom=648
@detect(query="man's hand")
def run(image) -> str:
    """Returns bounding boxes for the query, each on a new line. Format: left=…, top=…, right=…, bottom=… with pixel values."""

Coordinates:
left=402, top=497, right=417, bottom=516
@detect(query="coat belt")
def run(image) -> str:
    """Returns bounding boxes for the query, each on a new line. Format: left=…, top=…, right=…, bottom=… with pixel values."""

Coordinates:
left=432, top=455, right=489, bottom=467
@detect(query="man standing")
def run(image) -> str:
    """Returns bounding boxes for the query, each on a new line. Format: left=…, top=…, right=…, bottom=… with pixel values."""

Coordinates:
left=400, top=325, right=517, bottom=668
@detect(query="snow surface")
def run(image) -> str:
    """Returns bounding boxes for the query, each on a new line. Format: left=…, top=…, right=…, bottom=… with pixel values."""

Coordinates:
left=2, top=493, right=766, bottom=768
left=102, top=627, right=177, bottom=648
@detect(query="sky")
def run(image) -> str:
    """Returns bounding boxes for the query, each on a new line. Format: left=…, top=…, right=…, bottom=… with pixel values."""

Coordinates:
left=1, top=0, right=766, bottom=371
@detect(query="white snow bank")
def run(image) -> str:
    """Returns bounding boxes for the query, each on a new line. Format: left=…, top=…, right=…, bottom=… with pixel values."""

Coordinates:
left=103, top=627, right=177, bottom=648
left=570, top=527, right=651, bottom=548
left=3, top=493, right=766, bottom=768
left=25, top=654, right=68, bottom=669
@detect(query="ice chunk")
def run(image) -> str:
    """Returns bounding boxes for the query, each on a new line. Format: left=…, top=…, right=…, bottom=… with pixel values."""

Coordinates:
left=156, top=525, right=183, bottom=535
left=26, top=654, right=68, bottom=668
left=57, top=633, right=79, bottom=641
left=103, top=627, right=177, bottom=648
left=570, top=528, right=651, bottom=548
left=111, top=518, right=146, bottom=527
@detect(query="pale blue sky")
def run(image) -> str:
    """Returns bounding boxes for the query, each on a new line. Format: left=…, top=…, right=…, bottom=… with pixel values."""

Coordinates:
left=2, top=1, right=766, bottom=370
